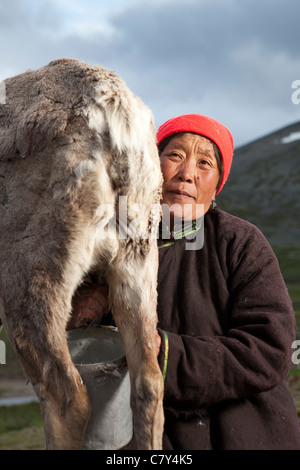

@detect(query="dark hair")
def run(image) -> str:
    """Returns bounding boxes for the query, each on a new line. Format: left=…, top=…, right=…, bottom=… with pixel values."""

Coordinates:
left=158, top=132, right=224, bottom=192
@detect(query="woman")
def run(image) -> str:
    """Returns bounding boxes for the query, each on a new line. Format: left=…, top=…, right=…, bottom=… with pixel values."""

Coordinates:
left=69, top=114, right=300, bottom=450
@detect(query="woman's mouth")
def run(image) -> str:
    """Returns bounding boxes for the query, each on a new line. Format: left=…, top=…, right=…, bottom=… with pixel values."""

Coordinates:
left=168, top=189, right=195, bottom=200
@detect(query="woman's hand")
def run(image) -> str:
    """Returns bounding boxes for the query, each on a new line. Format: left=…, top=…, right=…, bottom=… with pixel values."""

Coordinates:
left=67, top=283, right=109, bottom=329
left=68, top=283, right=162, bottom=357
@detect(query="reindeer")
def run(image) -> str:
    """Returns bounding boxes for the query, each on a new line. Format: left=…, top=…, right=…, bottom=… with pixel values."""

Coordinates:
left=0, top=58, right=164, bottom=450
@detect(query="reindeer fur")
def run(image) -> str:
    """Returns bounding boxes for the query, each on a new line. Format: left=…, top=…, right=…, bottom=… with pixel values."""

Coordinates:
left=0, top=58, right=164, bottom=450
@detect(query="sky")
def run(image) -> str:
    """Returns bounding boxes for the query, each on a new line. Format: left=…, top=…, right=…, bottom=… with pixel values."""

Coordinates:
left=1, top=0, right=300, bottom=147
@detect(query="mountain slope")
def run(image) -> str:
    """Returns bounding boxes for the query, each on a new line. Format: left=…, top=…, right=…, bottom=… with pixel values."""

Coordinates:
left=218, top=120, right=300, bottom=246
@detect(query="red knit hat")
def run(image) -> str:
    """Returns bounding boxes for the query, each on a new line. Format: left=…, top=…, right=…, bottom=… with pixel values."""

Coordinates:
left=156, top=113, right=234, bottom=194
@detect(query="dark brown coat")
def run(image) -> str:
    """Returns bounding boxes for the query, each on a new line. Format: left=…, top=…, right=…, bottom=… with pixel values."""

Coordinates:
left=156, top=208, right=300, bottom=450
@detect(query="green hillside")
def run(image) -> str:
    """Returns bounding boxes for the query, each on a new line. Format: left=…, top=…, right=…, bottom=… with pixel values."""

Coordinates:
left=219, top=120, right=300, bottom=246
left=218, top=120, right=300, bottom=336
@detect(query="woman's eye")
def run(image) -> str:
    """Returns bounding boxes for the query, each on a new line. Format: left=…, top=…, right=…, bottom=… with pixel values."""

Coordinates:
left=170, top=152, right=181, bottom=158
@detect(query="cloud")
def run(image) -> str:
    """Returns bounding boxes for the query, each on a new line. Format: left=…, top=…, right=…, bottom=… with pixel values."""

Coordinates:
left=97, top=0, right=300, bottom=143
left=1, top=0, right=300, bottom=146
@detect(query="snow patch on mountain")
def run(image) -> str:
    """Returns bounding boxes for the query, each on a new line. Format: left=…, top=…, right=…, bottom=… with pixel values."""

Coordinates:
left=280, top=132, right=300, bottom=144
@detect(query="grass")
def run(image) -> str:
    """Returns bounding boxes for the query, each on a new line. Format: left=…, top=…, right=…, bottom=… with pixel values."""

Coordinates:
left=273, top=245, right=300, bottom=337
left=0, top=426, right=44, bottom=450
left=0, top=403, right=43, bottom=435
left=0, top=403, right=44, bottom=450
left=273, top=245, right=300, bottom=284
left=273, top=244, right=300, bottom=420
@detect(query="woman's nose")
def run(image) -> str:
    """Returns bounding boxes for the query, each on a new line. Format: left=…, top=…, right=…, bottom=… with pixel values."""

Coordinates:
left=177, top=160, right=195, bottom=182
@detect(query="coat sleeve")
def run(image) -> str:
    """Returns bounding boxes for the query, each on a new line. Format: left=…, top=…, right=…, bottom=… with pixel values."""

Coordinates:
left=157, top=226, right=296, bottom=414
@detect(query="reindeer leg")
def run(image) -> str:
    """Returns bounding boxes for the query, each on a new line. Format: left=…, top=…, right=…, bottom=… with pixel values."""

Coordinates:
left=107, top=242, right=164, bottom=450
left=32, top=341, right=91, bottom=450
left=1, top=288, right=91, bottom=450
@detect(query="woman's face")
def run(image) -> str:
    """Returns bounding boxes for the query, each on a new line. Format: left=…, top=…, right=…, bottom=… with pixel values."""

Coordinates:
left=160, top=133, right=220, bottom=222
